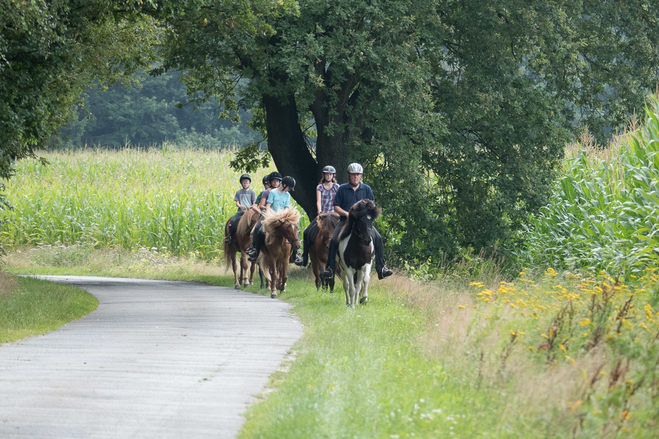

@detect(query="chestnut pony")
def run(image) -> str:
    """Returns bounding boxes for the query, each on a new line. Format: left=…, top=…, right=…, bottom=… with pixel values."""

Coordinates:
left=336, top=199, right=381, bottom=307
left=258, top=209, right=301, bottom=298
left=309, top=212, right=340, bottom=292
left=223, top=209, right=260, bottom=289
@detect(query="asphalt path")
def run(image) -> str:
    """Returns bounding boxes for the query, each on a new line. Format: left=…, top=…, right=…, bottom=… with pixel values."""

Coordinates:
left=0, top=276, right=303, bottom=439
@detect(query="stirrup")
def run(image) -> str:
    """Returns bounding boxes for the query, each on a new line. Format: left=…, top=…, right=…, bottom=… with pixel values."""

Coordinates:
left=321, top=268, right=333, bottom=279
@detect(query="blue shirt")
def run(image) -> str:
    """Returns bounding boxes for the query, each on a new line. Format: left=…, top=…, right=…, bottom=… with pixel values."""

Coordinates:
left=333, top=183, right=375, bottom=218
left=266, top=189, right=291, bottom=212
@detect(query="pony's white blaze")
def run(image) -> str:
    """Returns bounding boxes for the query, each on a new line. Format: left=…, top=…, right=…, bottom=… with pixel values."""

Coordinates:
left=338, top=236, right=374, bottom=308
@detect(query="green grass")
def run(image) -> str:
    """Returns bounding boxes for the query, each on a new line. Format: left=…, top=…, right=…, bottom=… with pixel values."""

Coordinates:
left=0, top=274, right=98, bottom=343
left=238, top=278, right=505, bottom=439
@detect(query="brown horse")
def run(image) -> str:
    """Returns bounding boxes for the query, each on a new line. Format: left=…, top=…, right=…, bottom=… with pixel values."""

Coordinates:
left=309, top=212, right=340, bottom=292
left=224, top=208, right=260, bottom=289
left=258, top=209, right=301, bottom=298
left=337, top=199, right=381, bottom=307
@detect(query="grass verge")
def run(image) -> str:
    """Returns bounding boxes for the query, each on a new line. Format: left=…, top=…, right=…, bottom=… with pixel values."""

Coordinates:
left=0, top=271, right=99, bottom=344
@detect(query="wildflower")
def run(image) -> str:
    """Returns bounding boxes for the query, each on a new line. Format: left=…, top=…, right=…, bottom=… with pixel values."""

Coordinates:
left=570, top=400, right=582, bottom=414
left=559, top=344, right=567, bottom=353
left=622, top=410, right=630, bottom=420
left=457, top=305, right=465, bottom=309
left=469, top=282, right=484, bottom=287
left=579, top=318, right=591, bottom=326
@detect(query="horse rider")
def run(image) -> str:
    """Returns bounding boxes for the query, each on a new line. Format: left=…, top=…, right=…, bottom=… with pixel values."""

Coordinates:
left=295, top=165, right=340, bottom=267
left=224, top=174, right=257, bottom=244
left=321, top=163, right=393, bottom=281
left=246, top=175, right=302, bottom=263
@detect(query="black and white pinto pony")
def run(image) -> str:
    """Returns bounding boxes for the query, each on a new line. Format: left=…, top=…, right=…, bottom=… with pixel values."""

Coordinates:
left=336, top=199, right=382, bottom=308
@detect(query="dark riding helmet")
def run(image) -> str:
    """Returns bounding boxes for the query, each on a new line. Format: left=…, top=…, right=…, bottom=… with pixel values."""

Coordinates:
left=262, top=175, right=269, bottom=185
left=282, top=176, right=296, bottom=191
left=322, top=165, right=336, bottom=174
left=239, top=173, right=251, bottom=183
left=268, top=171, right=283, bottom=182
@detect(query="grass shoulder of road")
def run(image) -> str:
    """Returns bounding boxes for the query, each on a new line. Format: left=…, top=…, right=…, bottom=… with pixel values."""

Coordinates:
left=0, top=271, right=98, bottom=344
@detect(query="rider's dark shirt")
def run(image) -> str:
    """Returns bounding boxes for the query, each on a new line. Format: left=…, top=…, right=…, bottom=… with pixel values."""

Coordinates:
left=333, top=182, right=375, bottom=219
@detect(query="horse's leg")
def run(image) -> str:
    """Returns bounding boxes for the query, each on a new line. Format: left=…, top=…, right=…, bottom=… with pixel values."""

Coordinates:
left=344, top=268, right=357, bottom=308
left=240, top=253, right=250, bottom=288
left=329, top=271, right=335, bottom=294
left=259, top=266, right=265, bottom=289
left=278, top=258, right=288, bottom=294
left=230, top=250, right=240, bottom=289
left=311, top=256, right=321, bottom=290
left=270, top=263, right=277, bottom=298
left=248, top=260, right=256, bottom=286
left=360, top=269, right=371, bottom=304
left=353, top=269, right=365, bottom=306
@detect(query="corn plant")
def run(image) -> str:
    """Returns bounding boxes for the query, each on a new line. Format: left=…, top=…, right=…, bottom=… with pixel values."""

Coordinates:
left=520, top=96, right=659, bottom=277
left=0, top=148, right=309, bottom=258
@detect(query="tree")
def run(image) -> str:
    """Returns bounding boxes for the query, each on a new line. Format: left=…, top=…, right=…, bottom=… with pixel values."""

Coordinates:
left=0, top=0, right=158, bottom=204
left=155, top=0, right=659, bottom=262
left=48, top=70, right=261, bottom=148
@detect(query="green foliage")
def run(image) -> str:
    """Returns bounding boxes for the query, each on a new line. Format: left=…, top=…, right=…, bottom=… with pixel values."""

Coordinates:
left=154, top=0, right=659, bottom=265
left=48, top=71, right=261, bottom=148
left=520, top=96, right=659, bottom=277
left=0, top=0, right=158, bottom=200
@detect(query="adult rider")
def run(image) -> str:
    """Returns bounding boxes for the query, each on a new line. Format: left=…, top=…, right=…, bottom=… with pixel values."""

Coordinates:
left=321, top=163, right=393, bottom=281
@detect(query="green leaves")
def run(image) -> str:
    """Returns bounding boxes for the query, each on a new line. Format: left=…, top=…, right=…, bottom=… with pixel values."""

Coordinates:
left=521, top=96, right=659, bottom=277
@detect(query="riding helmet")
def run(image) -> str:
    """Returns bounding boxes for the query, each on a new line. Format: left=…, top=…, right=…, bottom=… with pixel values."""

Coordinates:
left=282, top=176, right=296, bottom=191
left=322, top=165, right=336, bottom=174
left=262, top=175, right=269, bottom=185
left=239, top=173, right=251, bottom=183
left=268, top=171, right=283, bottom=182
left=347, top=163, right=363, bottom=174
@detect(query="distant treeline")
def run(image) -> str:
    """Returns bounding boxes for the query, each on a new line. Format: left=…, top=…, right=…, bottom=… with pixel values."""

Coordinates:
left=46, top=70, right=261, bottom=149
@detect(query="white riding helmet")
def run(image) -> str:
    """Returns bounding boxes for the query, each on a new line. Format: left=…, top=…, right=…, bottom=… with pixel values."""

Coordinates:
left=347, top=163, right=363, bottom=174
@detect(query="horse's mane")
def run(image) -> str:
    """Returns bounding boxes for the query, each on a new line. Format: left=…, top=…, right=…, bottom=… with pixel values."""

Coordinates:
left=338, top=199, right=382, bottom=241
left=236, top=209, right=259, bottom=238
left=317, top=212, right=339, bottom=235
left=262, top=209, right=301, bottom=246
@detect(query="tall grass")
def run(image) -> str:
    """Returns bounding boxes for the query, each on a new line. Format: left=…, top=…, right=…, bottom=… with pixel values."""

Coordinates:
left=0, top=148, right=308, bottom=258
left=520, top=96, right=659, bottom=277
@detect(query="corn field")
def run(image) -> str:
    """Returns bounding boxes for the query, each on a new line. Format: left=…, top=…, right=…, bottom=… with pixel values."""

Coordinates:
left=520, top=96, right=659, bottom=277
left=0, top=147, right=301, bottom=258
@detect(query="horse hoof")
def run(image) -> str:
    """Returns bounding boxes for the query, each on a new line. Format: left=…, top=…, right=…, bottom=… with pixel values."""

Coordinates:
left=271, top=293, right=277, bottom=299
left=359, top=297, right=368, bottom=304
left=234, top=284, right=240, bottom=289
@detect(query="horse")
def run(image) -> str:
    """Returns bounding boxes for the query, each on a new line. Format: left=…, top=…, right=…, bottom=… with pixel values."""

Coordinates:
left=309, top=212, right=340, bottom=292
left=258, top=209, right=301, bottom=298
left=336, top=199, right=381, bottom=308
left=223, top=208, right=260, bottom=289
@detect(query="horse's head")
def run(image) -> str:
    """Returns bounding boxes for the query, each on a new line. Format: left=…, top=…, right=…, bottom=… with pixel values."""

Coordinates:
left=263, top=208, right=301, bottom=248
left=279, top=217, right=300, bottom=247
left=347, top=199, right=381, bottom=246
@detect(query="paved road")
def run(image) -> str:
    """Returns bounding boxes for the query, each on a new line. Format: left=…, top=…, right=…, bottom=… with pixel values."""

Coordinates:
left=0, top=276, right=303, bottom=439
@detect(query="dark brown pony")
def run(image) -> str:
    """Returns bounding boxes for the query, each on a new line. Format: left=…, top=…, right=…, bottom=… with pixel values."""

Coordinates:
left=224, top=208, right=260, bottom=289
left=309, top=212, right=340, bottom=292
left=337, top=199, right=381, bottom=307
left=258, top=209, right=301, bottom=298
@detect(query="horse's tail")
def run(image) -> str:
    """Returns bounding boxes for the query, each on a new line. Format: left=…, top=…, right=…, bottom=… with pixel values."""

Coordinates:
left=223, top=220, right=235, bottom=271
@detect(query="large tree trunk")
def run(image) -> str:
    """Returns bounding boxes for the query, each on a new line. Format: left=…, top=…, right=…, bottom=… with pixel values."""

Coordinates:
left=263, top=94, right=319, bottom=219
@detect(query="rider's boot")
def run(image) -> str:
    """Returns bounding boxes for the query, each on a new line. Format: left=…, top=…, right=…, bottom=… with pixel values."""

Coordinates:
left=377, top=266, right=394, bottom=280
left=246, top=246, right=258, bottom=262
left=321, top=266, right=334, bottom=280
